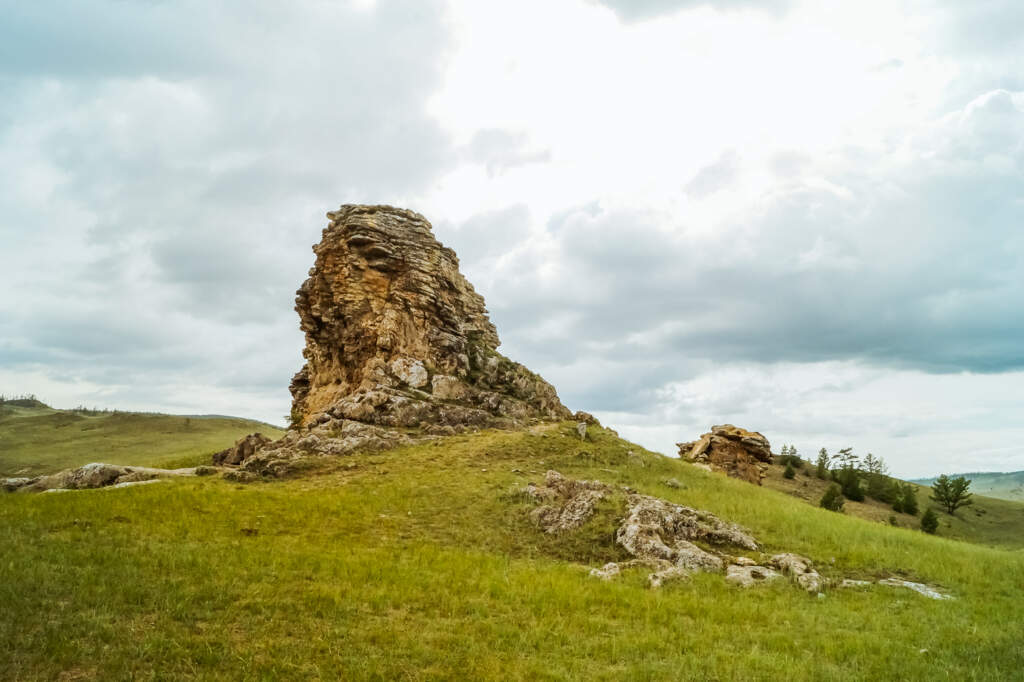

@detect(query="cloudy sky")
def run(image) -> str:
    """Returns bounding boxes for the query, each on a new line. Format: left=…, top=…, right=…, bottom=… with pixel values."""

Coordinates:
left=2, top=0, right=1022, bottom=477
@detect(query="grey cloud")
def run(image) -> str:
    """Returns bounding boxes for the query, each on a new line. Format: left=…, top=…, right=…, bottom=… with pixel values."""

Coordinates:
left=0, top=0, right=454, bottom=415
left=478, top=91, right=1024, bottom=413
left=590, top=0, right=790, bottom=22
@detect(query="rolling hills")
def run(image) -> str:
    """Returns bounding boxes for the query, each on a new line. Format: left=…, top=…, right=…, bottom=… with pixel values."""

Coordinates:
left=2, top=422, right=1023, bottom=679
left=911, top=471, right=1024, bottom=503
left=0, top=401, right=284, bottom=477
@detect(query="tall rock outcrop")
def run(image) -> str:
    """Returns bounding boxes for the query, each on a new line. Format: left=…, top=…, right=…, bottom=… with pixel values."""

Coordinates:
left=288, top=204, right=570, bottom=430
left=677, top=425, right=773, bottom=485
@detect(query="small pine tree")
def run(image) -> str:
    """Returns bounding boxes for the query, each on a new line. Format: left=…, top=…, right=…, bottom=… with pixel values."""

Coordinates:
left=815, top=448, right=829, bottom=480
left=820, top=483, right=845, bottom=512
left=784, top=462, right=796, bottom=479
left=837, top=466, right=865, bottom=502
left=901, top=484, right=919, bottom=516
left=921, top=508, right=939, bottom=534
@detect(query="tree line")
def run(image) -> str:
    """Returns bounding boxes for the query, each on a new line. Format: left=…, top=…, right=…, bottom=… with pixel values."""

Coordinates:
left=776, top=444, right=972, bottom=535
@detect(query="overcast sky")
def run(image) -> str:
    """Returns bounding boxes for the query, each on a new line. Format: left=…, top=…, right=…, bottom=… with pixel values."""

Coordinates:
left=2, top=0, right=1022, bottom=477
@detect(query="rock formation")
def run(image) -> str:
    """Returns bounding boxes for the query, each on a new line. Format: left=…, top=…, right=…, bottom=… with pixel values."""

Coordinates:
left=220, top=205, right=571, bottom=474
left=676, top=424, right=773, bottom=485
left=525, top=470, right=826, bottom=592
left=289, top=204, right=569, bottom=429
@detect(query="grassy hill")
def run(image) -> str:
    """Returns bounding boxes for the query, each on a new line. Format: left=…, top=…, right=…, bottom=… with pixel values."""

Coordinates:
left=762, top=459, right=1024, bottom=549
left=1, top=422, right=1022, bottom=679
left=0, top=402, right=284, bottom=477
left=911, top=471, right=1024, bottom=503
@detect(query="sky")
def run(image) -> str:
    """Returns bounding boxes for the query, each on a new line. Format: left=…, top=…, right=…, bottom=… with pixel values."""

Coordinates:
left=1, top=0, right=1022, bottom=478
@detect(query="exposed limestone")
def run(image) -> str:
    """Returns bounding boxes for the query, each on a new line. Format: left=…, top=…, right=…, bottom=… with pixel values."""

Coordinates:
left=3, top=463, right=199, bottom=493
left=877, top=578, right=953, bottom=600
left=726, top=564, right=783, bottom=588
left=677, top=424, right=773, bottom=485
left=525, top=471, right=865, bottom=595
left=525, top=470, right=611, bottom=533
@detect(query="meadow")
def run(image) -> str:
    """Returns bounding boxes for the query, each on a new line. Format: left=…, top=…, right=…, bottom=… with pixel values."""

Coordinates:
left=2, top=423, right=1022, bottom=680
left=0, top=403, right=283, bottom=477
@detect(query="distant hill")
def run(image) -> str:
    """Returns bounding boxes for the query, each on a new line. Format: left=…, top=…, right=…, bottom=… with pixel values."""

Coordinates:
left=0, top=402, right=284, bottom=477
left=910, top=471, right=1024, bottom=502
left=763, top=458, right=1024, bottom=549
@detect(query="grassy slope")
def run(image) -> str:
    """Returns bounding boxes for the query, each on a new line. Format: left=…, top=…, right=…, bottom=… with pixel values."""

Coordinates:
left=912, top=471, right=1024, bottom=503
left=0, top=404, right=284, bottom=477
left=762, top=460, right=1024, bottom=549
left=1, top=423, right=1022, bottom=680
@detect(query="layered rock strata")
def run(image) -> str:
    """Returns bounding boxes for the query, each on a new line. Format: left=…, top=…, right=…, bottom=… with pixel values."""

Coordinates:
left=677, top=424, right=773, bottom=485
left=224, top=205, right=572, bottom=473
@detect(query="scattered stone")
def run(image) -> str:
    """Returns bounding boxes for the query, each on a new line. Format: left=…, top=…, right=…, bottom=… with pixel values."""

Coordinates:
left=878, top=578, right=952, bottom=600
left=223, top=470, right=259, bottom=484
left=732, top=556, right=757, bottom=567
left=662, top=478, right=683, bottom=489
left=574, top=411, right=599, bottom=426
left=590, top=563, right=621, bottom=581
left=769, top=553, right=824, bottom=593
left=576, top=422, right=588, bottom=441
left=726, top=564, right=782, bottom=588
left=5, top=463, right=197, bottom=493
left=676, top=424, right=773, bottom=485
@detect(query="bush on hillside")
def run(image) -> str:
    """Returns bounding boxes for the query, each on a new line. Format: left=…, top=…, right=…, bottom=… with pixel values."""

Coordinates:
left=820, top=483, right=845, bottom=512
left=921, top=508, right=939, bottom=534
left=783, top=462, right=796, bottom=479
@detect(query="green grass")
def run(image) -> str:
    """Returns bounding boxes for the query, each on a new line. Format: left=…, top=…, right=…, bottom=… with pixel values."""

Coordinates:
left=1, top=423, right=1023, bottom=679
left=0, top=405, right=284, bottom=477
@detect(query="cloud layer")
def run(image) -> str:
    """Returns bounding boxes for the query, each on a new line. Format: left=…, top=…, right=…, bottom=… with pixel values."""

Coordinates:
left=3, top=0, right=1023, bottom=477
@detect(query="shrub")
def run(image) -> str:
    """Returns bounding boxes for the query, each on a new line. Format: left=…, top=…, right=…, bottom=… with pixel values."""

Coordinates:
left=837, top=466, right=865, bottom=502
left=783, top=462, right=796, bottom=479
left=900, top=484, right=919, bottom=516
left=820, top=483, right=845, bottom=512
left=921, top=508, right=939, bottom=534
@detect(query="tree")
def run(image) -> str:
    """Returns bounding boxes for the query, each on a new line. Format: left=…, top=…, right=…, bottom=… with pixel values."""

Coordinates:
left=863, top=454, right=892, bottom=502
left=784, top=462, right=796, bottom=479
left=840, top=469, right=865, bottom=501
left=820, top=483, right=845, bottom=512
left=921, top=508, right=939, bottom=534
left=930, top=475, right=973, bottom=514
left=815, top=448, right=830, bottom=480
left=900, top=483, right=919, bottom=516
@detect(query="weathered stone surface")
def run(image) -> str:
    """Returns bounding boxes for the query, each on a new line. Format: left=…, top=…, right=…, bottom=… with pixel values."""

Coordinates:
left=289, top=204, right=571, bottom=430
left=677, top=424, right=773, bottom=485
left=769, top=553, right=824, bottom=593
left=213, top=433, right=273, bottom=466
left=526, top=470, right=611, bottom=533
left=726, top=564, right=782, bottom=588
left=5, top=463, right=198, bottom=493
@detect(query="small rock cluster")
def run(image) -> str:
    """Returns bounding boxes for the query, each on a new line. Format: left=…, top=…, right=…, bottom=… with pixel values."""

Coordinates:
left=525, top=470, right=824, bottom=592
left=677, top=424, right=774, bottom=485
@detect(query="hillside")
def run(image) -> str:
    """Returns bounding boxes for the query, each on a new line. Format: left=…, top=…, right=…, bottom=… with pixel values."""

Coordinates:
left=0, top=402, right=284, bottom=477
left=762, top=458, right=1024, bottom=549
left=911, top=471, right=1024, bottom=503
left=2, top=423, right=1023, bottom=679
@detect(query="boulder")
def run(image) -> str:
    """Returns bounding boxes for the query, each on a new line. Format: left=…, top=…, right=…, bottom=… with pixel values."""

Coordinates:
left=677, top=424, right=773, bottom=485
left=213, top=433, right=273, bottom=466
